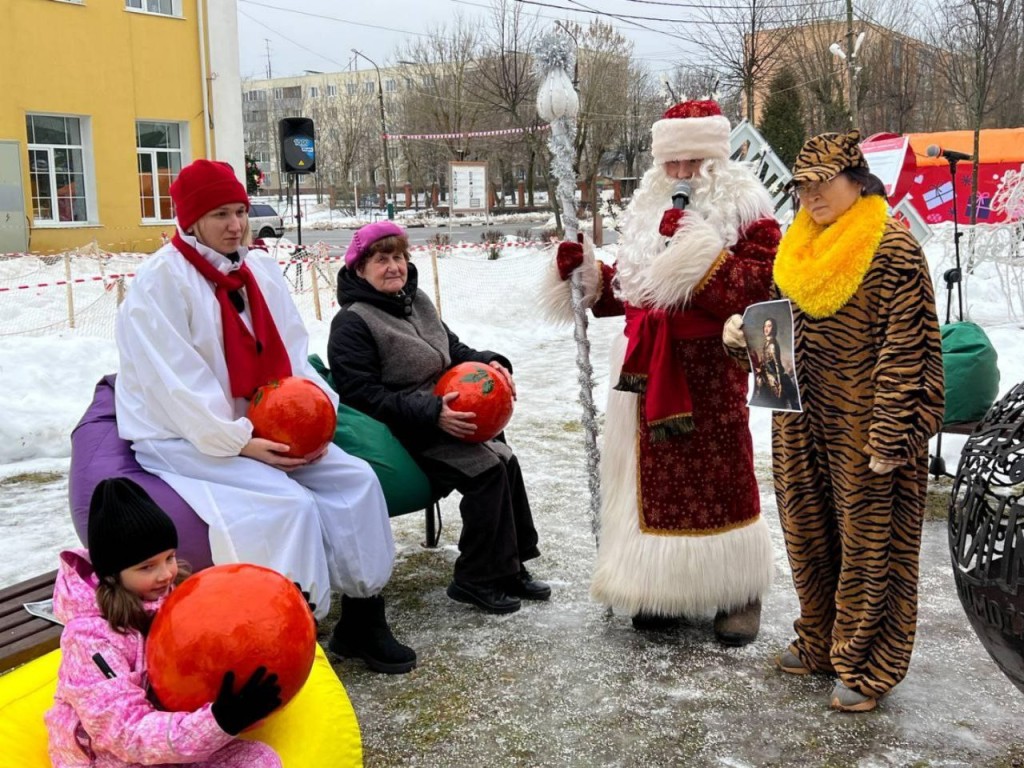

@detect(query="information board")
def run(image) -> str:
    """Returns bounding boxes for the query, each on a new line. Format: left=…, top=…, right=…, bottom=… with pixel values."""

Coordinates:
left=450, top=162, right=487, bottom=213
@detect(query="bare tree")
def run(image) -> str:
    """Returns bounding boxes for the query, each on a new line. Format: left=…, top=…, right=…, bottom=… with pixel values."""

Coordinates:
left=301, top=80, right=379, bottom=207
left=676, top=0, right=808, bottom=124
left=619, top=62, right=662, bottom=190
left=988, top=0, right=1024, bottom=127
left=394, top=15, right=483, bottom=205
left=567, top=20, right=631, bottom=215
left=470, top=0, right=542, bottom=205
left=783, top=19, right=853, bottom=134
left=930, top=0, right=1020, bottom=225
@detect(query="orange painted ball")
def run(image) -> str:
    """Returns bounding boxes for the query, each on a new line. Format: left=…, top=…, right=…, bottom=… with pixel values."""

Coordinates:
left=433, top=362, right=514, bottom=443
left=247, top=376, right=337, bottom=459
left=146, top=563, right=316, bottom=718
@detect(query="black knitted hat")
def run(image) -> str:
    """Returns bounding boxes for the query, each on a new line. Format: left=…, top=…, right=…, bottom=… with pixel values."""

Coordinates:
left=87, top=478, right=178, bottom=579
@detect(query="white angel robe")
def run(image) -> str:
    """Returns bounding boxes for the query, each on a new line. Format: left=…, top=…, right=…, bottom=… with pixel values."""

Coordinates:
left=115, top=231, right=394, bottom=619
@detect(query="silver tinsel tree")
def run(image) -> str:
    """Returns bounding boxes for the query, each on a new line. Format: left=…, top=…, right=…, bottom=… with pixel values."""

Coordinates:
left=534, top=29, right=601, bottom=544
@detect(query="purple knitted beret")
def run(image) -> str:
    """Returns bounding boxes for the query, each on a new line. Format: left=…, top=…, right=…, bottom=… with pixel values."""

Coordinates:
left=344, top=221, right=407, bottom=267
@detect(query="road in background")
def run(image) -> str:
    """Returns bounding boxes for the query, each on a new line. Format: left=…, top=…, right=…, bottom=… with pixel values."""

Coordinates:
left=284, top=222, right=619, bottom=250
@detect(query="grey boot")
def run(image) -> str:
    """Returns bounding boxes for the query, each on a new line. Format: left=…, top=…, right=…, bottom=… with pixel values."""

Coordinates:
left=328, top=595, right=416, bottom=674
left=713, top=599, right=761, bottom=647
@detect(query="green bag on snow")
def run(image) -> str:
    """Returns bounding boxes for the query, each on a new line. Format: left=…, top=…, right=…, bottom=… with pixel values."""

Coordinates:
left=308, top=354, right=434, bottom=517
left=940, top=321, right=999, bottom=425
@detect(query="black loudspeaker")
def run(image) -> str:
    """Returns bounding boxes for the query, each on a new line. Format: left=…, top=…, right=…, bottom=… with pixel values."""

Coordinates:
left=279, top=117, right=316, bottom=174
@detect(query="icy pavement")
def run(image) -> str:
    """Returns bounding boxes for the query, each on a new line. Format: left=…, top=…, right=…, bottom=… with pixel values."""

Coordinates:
left=331, top=452, right=1024, bottom=768
left=4, top=246, right=1024, bottom=765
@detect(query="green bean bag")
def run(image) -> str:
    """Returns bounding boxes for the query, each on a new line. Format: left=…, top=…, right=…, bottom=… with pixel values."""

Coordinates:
left=941, top=321, right=1000, bottom=424
left=308, top=355, right=433, bottom=517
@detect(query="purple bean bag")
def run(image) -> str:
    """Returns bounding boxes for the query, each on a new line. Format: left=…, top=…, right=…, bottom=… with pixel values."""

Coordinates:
left=69, top=375, right=213, bottom=570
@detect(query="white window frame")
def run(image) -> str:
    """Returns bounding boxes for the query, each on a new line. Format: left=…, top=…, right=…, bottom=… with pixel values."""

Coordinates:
left=365, top=81, right=375, bottom=94
left=26, top=113, right=97, bottom=227
left=309, top=86, right=319, bottom=98
left=136, top=120, right=188, bottom=224
left=124, top=0, right=181, bottom=17
left=327, top=84, right=337, bottom=98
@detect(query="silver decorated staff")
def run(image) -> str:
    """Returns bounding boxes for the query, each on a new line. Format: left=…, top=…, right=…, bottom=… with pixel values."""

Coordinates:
left=535, top=29, right=601, bottom=545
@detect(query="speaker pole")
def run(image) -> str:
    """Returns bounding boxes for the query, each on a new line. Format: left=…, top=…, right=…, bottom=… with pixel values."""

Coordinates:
left=294, top=172, right=302, bottom=247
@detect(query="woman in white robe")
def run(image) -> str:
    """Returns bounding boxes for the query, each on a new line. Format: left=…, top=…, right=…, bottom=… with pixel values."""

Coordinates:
left=114, top=159, right=415, bottom=674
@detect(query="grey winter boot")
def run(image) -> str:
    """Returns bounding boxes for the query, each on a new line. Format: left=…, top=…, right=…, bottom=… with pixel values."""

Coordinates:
left=713, top=599, right=761, bottom=647
left=328, top=595, right=417, bottom=674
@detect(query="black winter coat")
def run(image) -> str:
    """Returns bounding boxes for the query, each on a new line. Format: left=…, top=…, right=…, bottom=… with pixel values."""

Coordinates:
left=327, top=262, right=511, bottom=454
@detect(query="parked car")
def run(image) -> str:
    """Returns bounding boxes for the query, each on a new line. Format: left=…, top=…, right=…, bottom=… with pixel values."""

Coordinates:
left=249, top=203, right=285, bottom=238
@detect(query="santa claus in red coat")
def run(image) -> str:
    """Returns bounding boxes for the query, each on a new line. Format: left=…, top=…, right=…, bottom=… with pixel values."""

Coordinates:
left=544, top=100, right=781, bottom=644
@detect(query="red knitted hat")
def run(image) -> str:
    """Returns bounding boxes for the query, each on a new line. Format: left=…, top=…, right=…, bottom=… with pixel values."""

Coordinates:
left=170, top=159, right=250, bottom=231
left=651, top=99, right=731, bottom=164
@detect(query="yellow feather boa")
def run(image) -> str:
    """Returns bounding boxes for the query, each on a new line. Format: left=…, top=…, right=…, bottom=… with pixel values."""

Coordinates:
left=773, top=195, right=889, bottom=318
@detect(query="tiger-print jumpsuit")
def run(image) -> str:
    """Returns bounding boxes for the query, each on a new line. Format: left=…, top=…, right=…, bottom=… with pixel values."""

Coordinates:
left=773, top=219, right=944, bottom=699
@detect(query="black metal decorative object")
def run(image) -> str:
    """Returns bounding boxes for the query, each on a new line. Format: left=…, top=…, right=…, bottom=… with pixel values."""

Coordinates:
left=949, top=381, right=1024, bottom=693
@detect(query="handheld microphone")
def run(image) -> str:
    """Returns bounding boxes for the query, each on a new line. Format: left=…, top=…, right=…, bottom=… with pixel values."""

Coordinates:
left=926, top=144, right=974, bottom=163
left=671, top=180, right=692, bottom=211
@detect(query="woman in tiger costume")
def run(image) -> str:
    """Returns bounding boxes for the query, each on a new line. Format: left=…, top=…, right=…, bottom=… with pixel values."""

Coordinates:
left=725, top=130, right=944, bottom=712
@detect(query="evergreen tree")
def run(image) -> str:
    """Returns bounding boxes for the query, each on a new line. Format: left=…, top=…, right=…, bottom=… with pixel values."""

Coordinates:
left=244, top=155, right=263, bottom=195
left=758, top=67, right=805, bottom=169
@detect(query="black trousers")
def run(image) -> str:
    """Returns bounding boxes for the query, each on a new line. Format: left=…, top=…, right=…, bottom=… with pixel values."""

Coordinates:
left=417, top=453, right=540, bottom=584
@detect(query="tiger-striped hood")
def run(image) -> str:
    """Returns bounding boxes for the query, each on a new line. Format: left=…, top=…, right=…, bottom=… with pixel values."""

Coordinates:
left=613, top=161, right=775, bottom=311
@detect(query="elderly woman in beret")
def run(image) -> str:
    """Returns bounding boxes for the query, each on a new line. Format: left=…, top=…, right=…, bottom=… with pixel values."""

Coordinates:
left=328, top=221, right=548, bottom=615
left=724, top=130, right=944, bottom=712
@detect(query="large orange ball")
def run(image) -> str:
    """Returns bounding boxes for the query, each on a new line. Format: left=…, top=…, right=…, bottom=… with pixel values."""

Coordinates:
left=247, top=376, right=337, bottom=459
left=433, top=362, right=514, bottom=443
left=146, top=564, right=316, bottom=717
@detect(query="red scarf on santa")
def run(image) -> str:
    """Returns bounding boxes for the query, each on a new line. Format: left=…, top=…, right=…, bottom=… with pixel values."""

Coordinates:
left=615, top=305, right=722, bottom=442
left=173, top=233, right=292, bottom=398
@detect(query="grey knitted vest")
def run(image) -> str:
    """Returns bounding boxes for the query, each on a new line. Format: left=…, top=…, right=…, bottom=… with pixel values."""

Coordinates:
left=346, top=290, right=451, bottom=393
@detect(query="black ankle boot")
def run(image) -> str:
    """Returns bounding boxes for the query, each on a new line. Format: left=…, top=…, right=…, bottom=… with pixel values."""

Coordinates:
left=328, top=595, right=417, bottom=674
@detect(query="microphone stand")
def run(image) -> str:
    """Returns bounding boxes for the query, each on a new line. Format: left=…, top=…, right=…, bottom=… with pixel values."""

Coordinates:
left=943, top=156, right=964, bottom=325
left=930, top=155, right=965, bottom=479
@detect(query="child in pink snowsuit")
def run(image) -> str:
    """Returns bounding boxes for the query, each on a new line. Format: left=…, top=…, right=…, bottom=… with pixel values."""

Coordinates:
left=46, top=478, right=283, bottom=768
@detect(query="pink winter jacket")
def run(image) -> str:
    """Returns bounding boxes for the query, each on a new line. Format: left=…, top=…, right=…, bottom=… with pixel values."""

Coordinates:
left=45, top=549, right=235, bottom=767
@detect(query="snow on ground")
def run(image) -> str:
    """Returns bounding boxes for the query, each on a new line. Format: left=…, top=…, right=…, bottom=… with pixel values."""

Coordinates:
left=2, top=235, right=1024, bottom=765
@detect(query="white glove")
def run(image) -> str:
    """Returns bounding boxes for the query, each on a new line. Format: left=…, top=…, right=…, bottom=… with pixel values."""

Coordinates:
left=722, top=314, right=745, bottom=349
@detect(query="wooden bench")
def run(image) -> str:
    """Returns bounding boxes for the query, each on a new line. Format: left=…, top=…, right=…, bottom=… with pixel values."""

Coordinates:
left=0, top=571, right=61, bottom=674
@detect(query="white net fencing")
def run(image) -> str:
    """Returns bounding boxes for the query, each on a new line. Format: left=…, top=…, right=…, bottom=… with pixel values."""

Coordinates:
left=0, top=239, right=556, bottom=341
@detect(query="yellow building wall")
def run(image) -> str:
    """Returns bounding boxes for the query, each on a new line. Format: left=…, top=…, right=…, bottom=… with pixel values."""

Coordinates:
left=0, top=0, right=209, bottom=255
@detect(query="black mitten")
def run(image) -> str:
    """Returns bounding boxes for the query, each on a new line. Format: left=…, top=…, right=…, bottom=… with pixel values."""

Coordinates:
left=293, top=580, right=316, bottom=615
left=211, top=666, right=282, bottom=735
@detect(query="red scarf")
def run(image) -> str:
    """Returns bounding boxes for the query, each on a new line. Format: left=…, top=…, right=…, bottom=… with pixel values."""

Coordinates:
left=616, top=305, right=722, bottom=442
left=173, top=234, right=292, bottom=399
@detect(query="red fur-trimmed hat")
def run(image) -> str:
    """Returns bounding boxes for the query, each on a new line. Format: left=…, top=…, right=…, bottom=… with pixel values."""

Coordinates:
left=169, top=159, right=250, bottom=231
left=651, top=99, right=731, bottom=164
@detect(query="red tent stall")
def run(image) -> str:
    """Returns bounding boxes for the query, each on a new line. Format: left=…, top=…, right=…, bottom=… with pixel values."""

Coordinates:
left=865, top=128, right=1024, bottom=225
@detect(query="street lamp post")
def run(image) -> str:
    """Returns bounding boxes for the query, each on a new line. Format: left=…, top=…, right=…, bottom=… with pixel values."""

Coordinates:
left=352, top=49, right=394, bottom=206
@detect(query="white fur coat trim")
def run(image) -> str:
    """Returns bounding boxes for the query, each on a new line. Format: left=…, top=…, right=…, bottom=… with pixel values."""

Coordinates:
left=537, top=236, right=602, bottom=326
left=627, top=213, right=726, bottom=310
left=589, top=334, right=774, bottom=616
left=614, top=163, right=776, bottom=313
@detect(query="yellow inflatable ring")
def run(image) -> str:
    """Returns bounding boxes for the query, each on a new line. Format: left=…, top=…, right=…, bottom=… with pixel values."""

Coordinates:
left=0, top=644, right=361, bottom=767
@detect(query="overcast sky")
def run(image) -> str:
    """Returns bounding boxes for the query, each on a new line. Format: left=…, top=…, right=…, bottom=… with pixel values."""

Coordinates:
left=235, top=0, right=698, bottom=81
